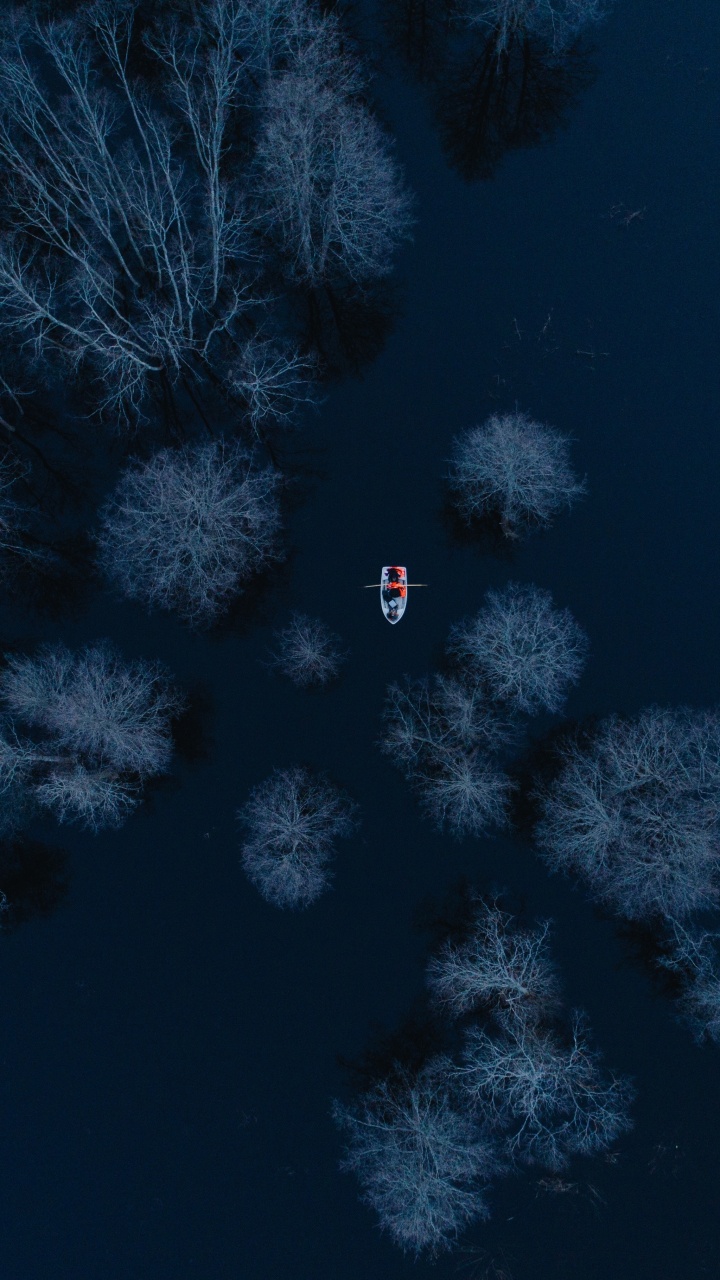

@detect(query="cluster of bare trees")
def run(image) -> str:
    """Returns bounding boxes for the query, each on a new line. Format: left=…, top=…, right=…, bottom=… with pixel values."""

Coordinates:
left=0, top=0, right=414, bottom=625
left=380, top=583, right=587, bottom=836
left=535, top=707, right=720, bottom=1042
left=253, top=9, right=413, bottom=289
left=334, top=895, right=632, bottom=1255
left=0, top=0, right=411, bottom=434
left=238, top=766, right=357, bottom=909
left=448, top=411, right=586, bottom=539
left=0, top=642, right=181, bottom=833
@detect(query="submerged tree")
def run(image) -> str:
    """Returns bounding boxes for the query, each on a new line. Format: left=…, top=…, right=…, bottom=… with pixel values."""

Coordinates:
left=427, top=898, right=559, bottom=1021
left=448, top=412, right=585, bottom=537
left=535, top=707, right=720, bottom=922
left=453, top=1013, right=633, bottom=1169
left=97, top=441, right=282, bottom=627
left=268, top=613, right=347, bottom=688
left=238, top=766, right=357, bottom=908
left=253, top=10, right=413, bottom=287
left=381, top=676, right=514, bottom=837
left=333, top=1059, right=500, bottom=1256
left=448, top=583, right=588, bottom=714
left=0, top=838, right=70, bottom=931
left=0, top=642, right=181, bottom=832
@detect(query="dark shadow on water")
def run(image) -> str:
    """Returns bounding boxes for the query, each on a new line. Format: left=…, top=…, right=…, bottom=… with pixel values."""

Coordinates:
left=381, top=0, right=596, bottom=182
left=381, top=0, right=455, bottom=84
left=508, top=716, right=597, bottom=836
left=300, top=277, right=404, bottom=379
left=8, top=532, right=99, bottom=622
left=412, top=875, right=481, bottom=949
left=210, top=552, right=297, bottom=641
left=440, top=493, right=518, bottom=562
left=435, top=35, right=596, bottom=183
left=337, top=999, right=449, bottom=1092
left=614, top=917, right=687, bottom=1001
left=172, top=680, right=215, bottom=765
left=0, top=838, right=70, bottom=931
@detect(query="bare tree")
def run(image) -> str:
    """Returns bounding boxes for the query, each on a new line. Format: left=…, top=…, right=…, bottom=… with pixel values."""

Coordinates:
left=427, top=899, right=560, bottom=1022
left=0, top=642, right=181, bottom=831
left=658, top=920, right=720, bottom=1045
left=97, top=440, right=282, bottom=627
left=0, top=2, right=258, bottom=421
left=253, top=9, right=413, bottom=287
left=454, top=1014, right=633, bottom=1169
left=461, top=0, right=605, bottom=57
left=381, top=676, right=514, bottom=837
left=333, top=1059, right=500, bottom=1256
left=227, top=336, right=319, bottom=433
left=0, top=1, right=336, bottom=425
left=448, top=584, right=588, bottom=715
left=268, top=613, right=347, bottom=687
left=448, top=412, right=585, bottom=538
left=535, top=708, right=720, bottom=922
left=238, top=766, right=357, bottom=908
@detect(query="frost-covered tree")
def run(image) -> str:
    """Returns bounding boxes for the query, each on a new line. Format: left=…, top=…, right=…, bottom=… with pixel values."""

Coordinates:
left=381, top=676, right=514, bottom=837
left=0, top=642, right=181, bottom=832
left=448, top=412, right=585, bottom=537
left=448, top=583, right=588, bottom=715
left=427, top=899, right=559, bottom=1022
left=268, top=613, right=347, bottom=687
left=0, top=0, right=409, bottom=425
left=0, top=1, right=269, bottom=422
left=238, top=766, right=357, bottom=908
left=253, top=11, right=413, bottom=286
left=333, top=1060, right=500, bottom=1256
left=97, top=441, right=282, bottom=627
left=453, top=1014, right=633, bottom=1169
left=535, top=708, right=720, bottom=922
left=462, top=0, right=605, bottom=57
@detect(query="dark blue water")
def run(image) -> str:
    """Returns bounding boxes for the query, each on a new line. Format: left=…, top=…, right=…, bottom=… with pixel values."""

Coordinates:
left=1, top=0, right=719, bottom=1276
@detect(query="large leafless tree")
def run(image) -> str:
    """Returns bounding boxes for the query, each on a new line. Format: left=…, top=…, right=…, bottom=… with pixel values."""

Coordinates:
left=448, top=583, right=589, bottom=714
left=333, top=1060, right=500, bottom=1256
left=536, top=708, right=720, bottom=922
left=97, top=440, right=282, bottom=626
left=0, top=641, right=181, bottom=832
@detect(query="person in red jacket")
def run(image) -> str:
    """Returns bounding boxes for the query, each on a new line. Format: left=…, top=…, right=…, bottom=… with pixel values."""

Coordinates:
left=384, top=567, right=406, bottom=601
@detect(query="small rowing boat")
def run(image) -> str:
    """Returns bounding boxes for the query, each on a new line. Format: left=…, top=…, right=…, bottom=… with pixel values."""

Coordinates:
left=381, top=565, right=408, bottom=625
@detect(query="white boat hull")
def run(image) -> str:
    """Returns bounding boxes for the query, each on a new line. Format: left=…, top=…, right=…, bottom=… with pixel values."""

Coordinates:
left=381, top=566, right=408, bottom=624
